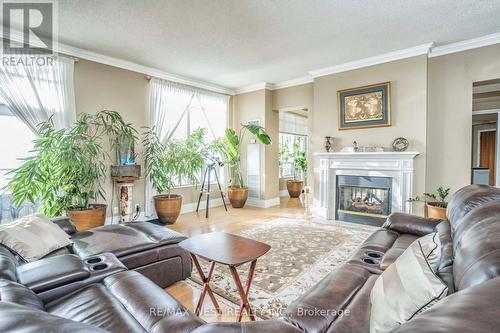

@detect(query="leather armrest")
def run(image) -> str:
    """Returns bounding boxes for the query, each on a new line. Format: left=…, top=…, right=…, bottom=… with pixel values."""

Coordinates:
left=16, top=254, right=90, bottom=293
left=382, top=212, right=442, bottom=236
left=51, top=216, right=78, bottom=235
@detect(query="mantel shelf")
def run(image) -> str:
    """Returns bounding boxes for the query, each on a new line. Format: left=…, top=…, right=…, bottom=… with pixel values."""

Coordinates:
left=314, top=151, right=419, bottom=159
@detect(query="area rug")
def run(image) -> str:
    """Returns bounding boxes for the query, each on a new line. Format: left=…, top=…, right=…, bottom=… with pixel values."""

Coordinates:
left=190, top=218, right=375, bottom=319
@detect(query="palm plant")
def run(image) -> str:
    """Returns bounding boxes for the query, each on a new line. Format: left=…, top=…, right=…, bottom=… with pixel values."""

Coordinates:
left=214, top=123, right=271, bottom=188
left=6, top=110, right=137, bottom=217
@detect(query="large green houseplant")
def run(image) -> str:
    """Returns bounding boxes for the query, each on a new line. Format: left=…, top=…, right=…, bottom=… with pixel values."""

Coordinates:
left=143, top=127, right=207, bottom=224
left=214, top=123, right=271, bottom=208
left=286, top=140, right=308, bottom=198
left=7, top=110, right=137, bottom=230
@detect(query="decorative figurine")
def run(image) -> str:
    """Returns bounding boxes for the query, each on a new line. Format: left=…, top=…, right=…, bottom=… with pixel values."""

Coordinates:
left=324, top=136, right=332, bottom=152
left=392, top=137, right=409, bottom=152
left=353, top=140, right=359, bottom=152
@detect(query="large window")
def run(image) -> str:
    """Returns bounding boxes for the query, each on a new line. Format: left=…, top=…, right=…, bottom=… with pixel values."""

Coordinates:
left=279, top=133, right=307, bottom=179
left=0, top=103, right=37, bottom=223
left=163, top=89, right=228, bottom=187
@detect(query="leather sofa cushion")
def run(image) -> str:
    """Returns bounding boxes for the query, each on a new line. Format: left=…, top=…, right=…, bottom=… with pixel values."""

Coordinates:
left=358, top=229, right=400, bottom=253
left=192, top=320, right=304, bottom=333
left=46, top=283, right=147, bottom=332
left=383, top=213, right=441, bottom=237
left=379, top=234, right=418, bottom=270
left=0, top=279, right=45, bottom=311
left=71, top=222, right=187, bottom=259
left=103, top=271, right=204, bottom=333
left=0, top=302, right=109, bottom=333
left=446, top=184, right=500, bottom=234
left=283, top=264, right=375, bottom=333
left=0, top=245, right=17, bottom=281
left=453, top=209, right=500, bottom=291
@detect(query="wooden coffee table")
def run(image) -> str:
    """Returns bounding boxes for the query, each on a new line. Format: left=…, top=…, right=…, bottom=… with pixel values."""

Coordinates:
left=179, top=232, right=271, bottom=321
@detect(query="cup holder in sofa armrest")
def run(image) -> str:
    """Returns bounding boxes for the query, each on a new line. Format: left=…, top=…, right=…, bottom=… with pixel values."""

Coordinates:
left=365, top=251, right=383, bottom=259
left=85, top=257, right=102, bottom=265
left=90, top=263, right=108, bottom=271
left=362, top=257, right=380, bottom=265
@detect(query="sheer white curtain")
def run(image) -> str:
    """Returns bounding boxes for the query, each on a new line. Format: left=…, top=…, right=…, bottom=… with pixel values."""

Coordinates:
left=0, top=56, right=76, bottom=133
left=145, top=78, right=229, bottom=217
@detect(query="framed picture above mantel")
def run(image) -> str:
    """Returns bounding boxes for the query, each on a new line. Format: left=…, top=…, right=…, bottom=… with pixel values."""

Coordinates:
left=337, top=82, right=391, bottom=130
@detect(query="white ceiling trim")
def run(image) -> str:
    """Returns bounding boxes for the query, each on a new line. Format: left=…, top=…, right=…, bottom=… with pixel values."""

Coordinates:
left=2, top=29, right=236, bottom=96
left=234, top=82, right=273, bottom=94
left=272, top=76, right=313, bottom=90
left=308, top=42, right=434, bottom=78
left=429, top=32, right=500, bottom=58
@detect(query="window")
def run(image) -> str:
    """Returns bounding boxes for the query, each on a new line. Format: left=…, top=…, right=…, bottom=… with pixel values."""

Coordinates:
left=279, top=133, right=307, bottom=179
left=166, top=92, right=228, bottom=187
left=0, top=103, right=37, bottom=223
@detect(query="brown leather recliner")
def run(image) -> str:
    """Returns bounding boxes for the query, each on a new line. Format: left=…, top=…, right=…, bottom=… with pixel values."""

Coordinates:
left=0, top=220, right=192, bottom=288
left=2, top=184, right=500, bottom=333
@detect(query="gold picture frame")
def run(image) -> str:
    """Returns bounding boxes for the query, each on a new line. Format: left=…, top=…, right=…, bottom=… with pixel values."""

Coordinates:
left=337, top=82, right=391, bottom=130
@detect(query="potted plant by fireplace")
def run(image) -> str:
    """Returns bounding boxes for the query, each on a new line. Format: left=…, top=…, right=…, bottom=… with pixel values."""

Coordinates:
left=286, top=140, right=308, bottom=198
left=214, top=124, right=271, bottom=208
left=143, top=127, right=206, bottom=224
left=408, top=186, right=450, bottom=219
left=7, top=110, right=137, bottom=230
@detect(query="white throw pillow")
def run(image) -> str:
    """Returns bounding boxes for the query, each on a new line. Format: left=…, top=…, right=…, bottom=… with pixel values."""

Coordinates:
left=370, top=232, right=447, bottom=333
left=0, top=213, right=73, bottom=262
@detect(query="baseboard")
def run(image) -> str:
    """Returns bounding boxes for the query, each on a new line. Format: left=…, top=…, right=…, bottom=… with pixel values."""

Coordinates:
left=279, top=190, right=289, bottom=198
left=105, top=198, right=225, bottom=224
left=246, top=196, right=280, bottom=208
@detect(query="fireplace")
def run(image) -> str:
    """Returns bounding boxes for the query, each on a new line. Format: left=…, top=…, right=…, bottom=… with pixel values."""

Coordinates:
left=336, top=175, right=392, bottom=226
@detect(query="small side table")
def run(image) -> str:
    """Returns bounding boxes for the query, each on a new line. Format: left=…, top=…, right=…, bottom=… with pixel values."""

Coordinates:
left=179, top=232, right=271, bottom=321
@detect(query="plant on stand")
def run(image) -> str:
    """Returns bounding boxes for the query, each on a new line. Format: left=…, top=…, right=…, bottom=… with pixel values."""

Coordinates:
left=214, top=123, right=271, bottom=208
left=7, top=110, right=137, bottom=230
left=408, top=186, right=450, bottom=220
left=143, top=128, right=206, bottom=224
left=286, top=140, right=308, bottom=198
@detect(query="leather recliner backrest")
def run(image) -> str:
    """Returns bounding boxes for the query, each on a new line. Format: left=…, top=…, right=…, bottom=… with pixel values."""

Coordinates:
left=0, top=245, right=18, bottom=282
left=446, top=184, right=500, bottom=235
left=453, top=202, right=500, bottom=291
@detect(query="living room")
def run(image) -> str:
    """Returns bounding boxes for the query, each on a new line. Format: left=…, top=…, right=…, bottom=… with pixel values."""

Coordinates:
left=1, top=1, right=500, bottom=332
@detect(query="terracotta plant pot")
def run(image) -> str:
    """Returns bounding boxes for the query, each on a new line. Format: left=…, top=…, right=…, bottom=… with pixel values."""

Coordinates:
left=426, top=202, right=447, bottom=220
left=67, top=203, right=107, bottom=231
left=287, top=180, right=304, bottom=198
left=154, top=194, right=183, bottom=224
left=227, top=187, right=248, bottom=208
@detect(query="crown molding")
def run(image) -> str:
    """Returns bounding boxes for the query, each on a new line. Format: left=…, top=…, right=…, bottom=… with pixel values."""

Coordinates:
left=2, top=29, right=236, bottom=96
left=308, top=42, right=434, bottom=78
left=272, top=76, right=313, bottom=90
left=429, top=32, right=500, bottom=58
left=234, top=82, right=273, bottom=94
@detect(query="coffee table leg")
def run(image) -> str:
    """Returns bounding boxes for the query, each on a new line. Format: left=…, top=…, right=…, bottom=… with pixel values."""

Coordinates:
left=191, top=254, right=222, bottom=316
left=230, top=259, right=257, bottom=321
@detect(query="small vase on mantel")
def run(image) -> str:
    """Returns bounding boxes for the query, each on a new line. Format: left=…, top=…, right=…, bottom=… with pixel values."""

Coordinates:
left=324, top=136, right=333, bottom=152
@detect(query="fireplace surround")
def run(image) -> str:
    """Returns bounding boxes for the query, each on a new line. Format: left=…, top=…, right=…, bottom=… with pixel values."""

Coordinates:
left=314, top=152, right=419, bottom=226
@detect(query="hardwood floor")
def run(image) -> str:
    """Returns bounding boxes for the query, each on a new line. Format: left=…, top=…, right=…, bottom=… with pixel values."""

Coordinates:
left=165, top=197, right=306, bottom=322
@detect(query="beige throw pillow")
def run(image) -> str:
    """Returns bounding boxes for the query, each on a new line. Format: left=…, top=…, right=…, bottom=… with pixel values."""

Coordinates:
left=370, top=232, right=447, bottom=333
left=0, top=213, right=73, bottom=262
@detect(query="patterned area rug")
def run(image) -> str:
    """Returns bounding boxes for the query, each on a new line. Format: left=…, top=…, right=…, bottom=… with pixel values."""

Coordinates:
left=190, top=218, right=375, bottom=319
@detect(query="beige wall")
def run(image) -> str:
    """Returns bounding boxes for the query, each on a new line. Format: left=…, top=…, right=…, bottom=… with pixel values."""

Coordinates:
left=74, top=59, right=224, bottom=216
left=427, top=44, right=500, bottom=193
left=312, top=56, right=428, bottom=212
left=233, top=90, right=280, bottom=200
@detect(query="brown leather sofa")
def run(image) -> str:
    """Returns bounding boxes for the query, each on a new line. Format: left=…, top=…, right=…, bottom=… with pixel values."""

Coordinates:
left=2, top=184, right=500, bottom=332
left=1, top=220, right=192, bottom=288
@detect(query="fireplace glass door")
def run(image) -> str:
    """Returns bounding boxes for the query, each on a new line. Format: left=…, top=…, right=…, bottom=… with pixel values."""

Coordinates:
left=336, top=175, right=392, bottom=226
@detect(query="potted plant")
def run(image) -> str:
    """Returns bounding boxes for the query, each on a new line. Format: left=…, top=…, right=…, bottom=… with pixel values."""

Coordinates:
left=408, top=186, right=450, bottom=219
left=143, top=127, right=206, bottom=224
left=286, top=140, right=308, bottom=198
left=214, top=124, right=271, bottom=208
left=7, top=110, right=137, bottom=230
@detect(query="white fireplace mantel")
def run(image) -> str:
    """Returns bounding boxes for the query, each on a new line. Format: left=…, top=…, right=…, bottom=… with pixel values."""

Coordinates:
left=313, top=151, right=419, bottom=221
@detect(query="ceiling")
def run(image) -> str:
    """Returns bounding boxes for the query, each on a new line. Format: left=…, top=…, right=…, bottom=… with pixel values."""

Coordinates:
left=50, top=1, right=500, bottom=90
